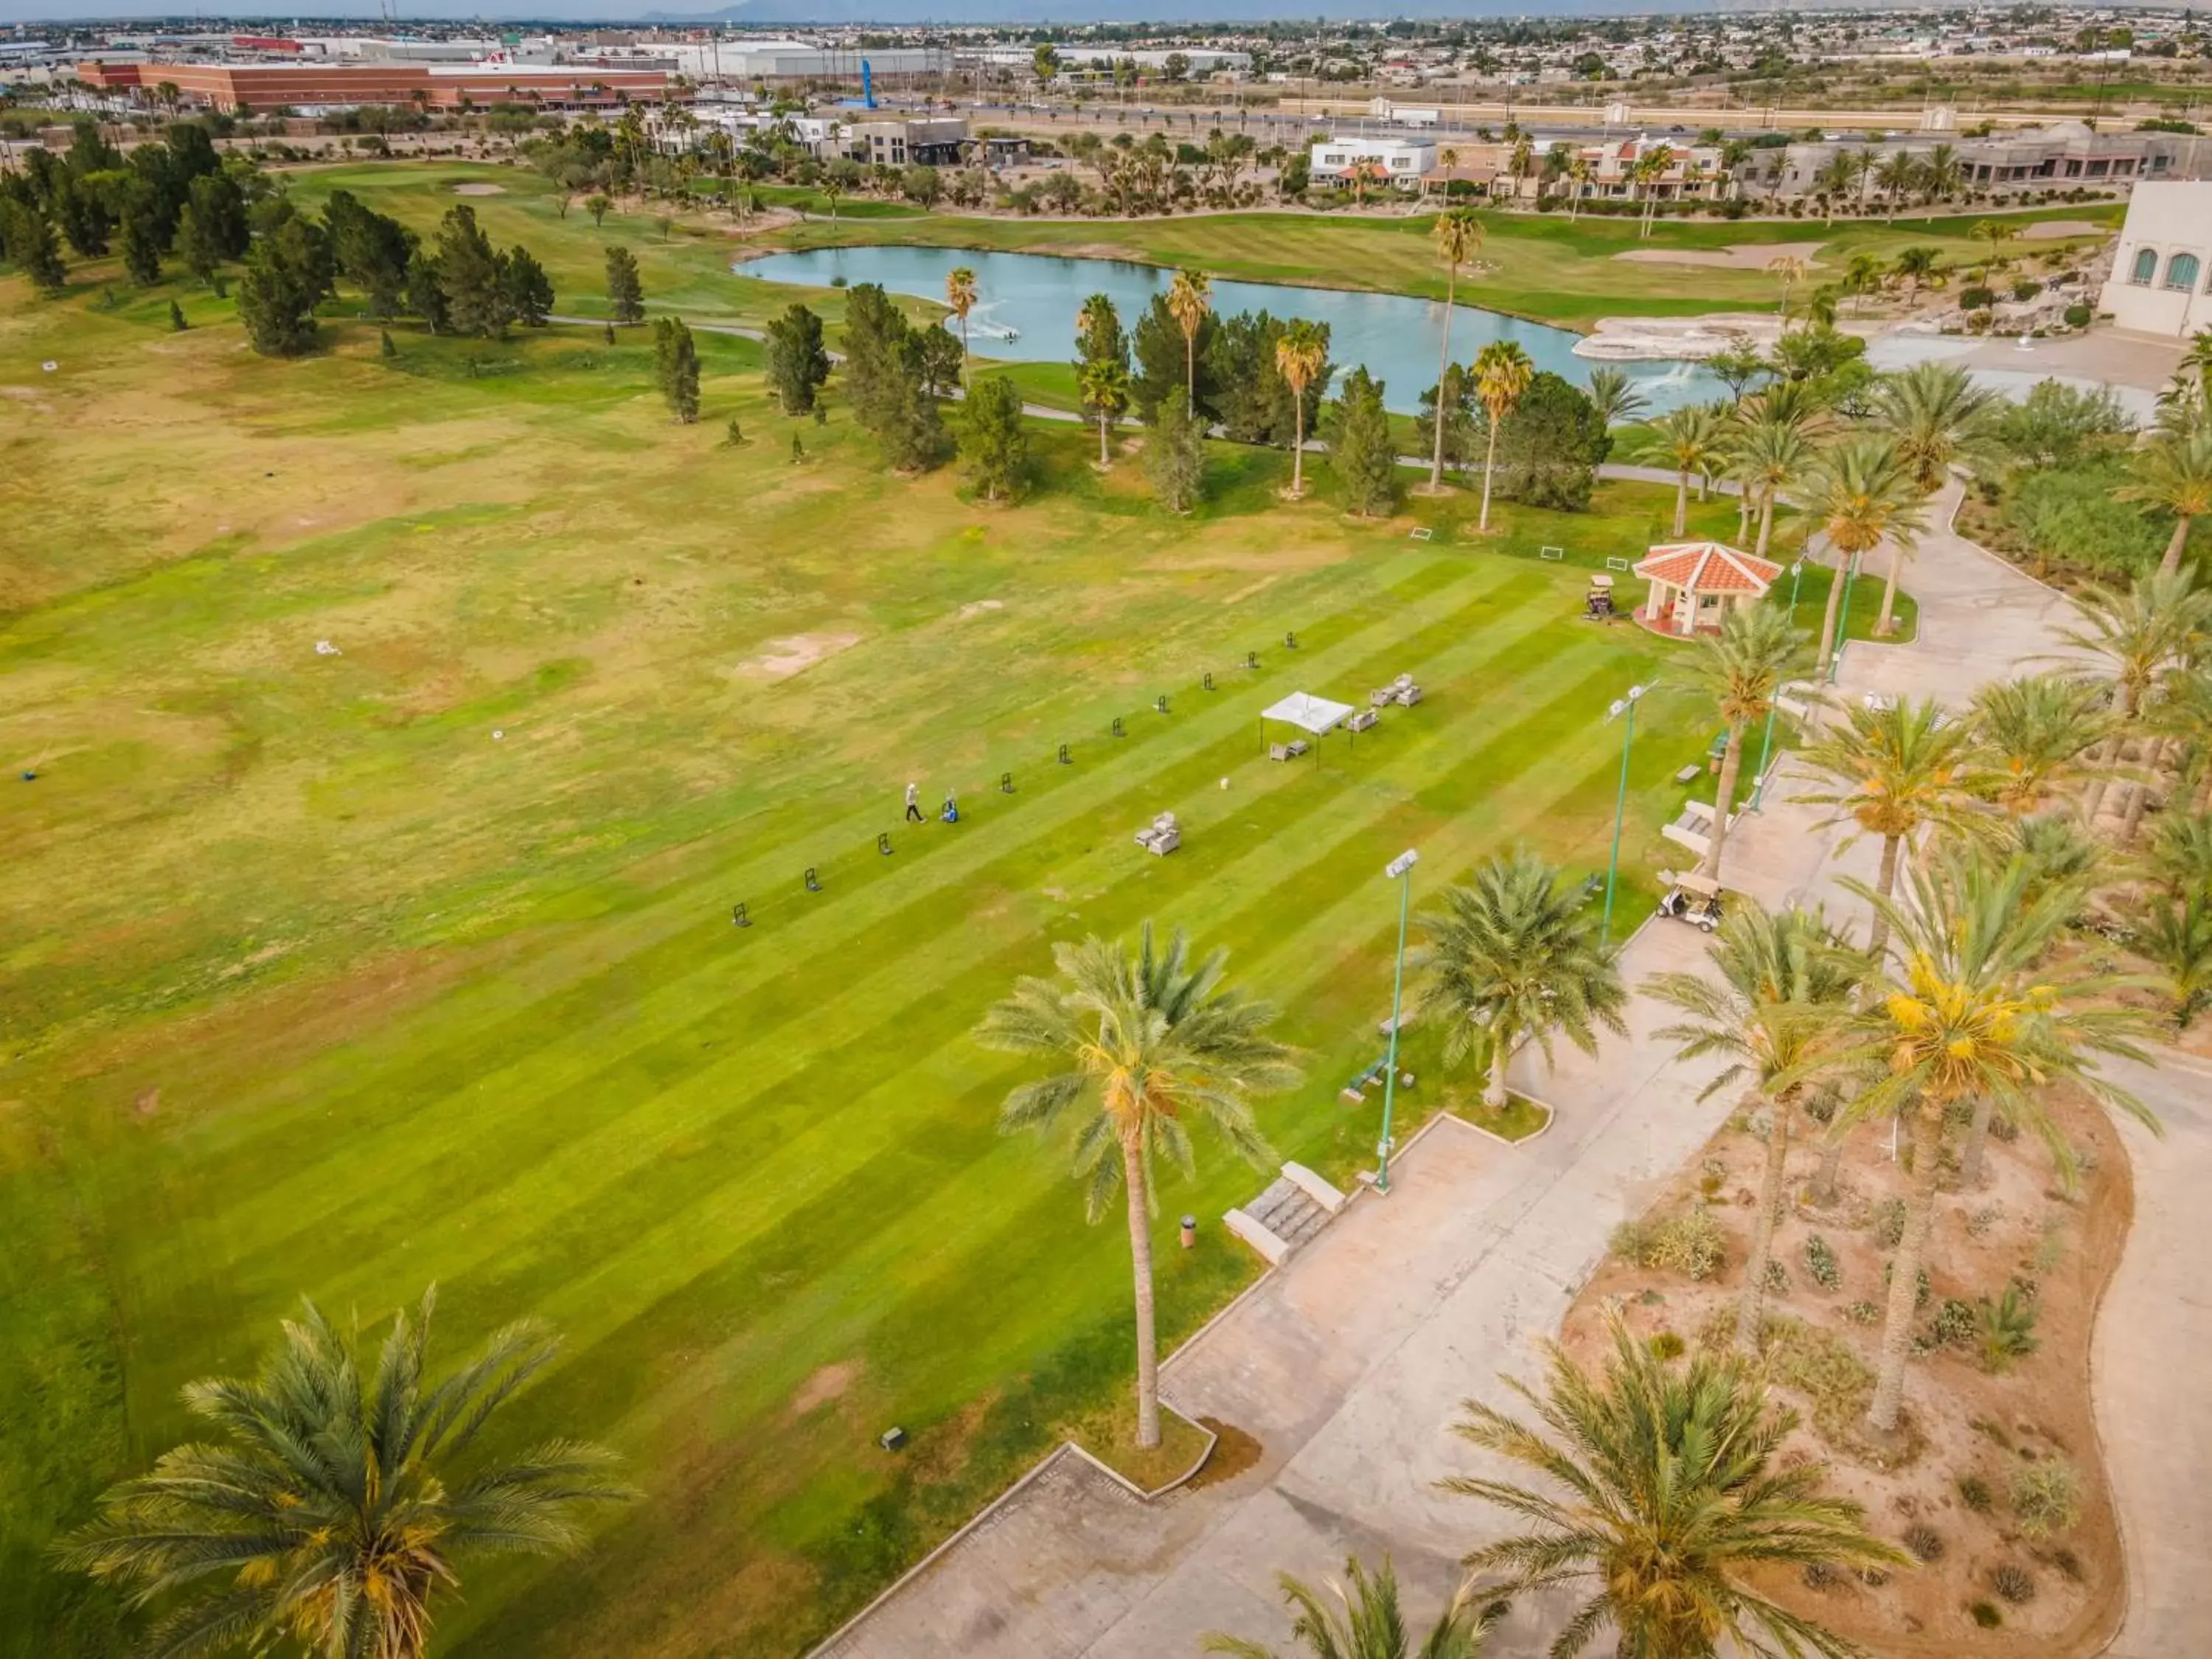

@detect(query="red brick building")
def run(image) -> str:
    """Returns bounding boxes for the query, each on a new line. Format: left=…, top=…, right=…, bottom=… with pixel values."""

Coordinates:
left=77, top=60, right=667, bottom=112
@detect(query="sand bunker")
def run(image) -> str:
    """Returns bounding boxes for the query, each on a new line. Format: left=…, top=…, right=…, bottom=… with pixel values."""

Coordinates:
left=1614, top=241, right=1824, bottom=270
left=957, top=599, right=1004, bottom=619
left=2020, top=218, right=2101, bottom=240
left=788, top=1361, right=859, bottom=1416
left=734, top=632, right=860, bottom=680
left=451, top=182, right=507, bottom=196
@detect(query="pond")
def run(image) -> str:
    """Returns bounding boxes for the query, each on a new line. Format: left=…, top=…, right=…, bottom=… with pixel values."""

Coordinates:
left=737, top=245, right=1725, bottom=417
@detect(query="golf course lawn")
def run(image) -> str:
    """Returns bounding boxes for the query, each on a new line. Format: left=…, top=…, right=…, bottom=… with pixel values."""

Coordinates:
left=2, top=188, right=1899, bottom=1658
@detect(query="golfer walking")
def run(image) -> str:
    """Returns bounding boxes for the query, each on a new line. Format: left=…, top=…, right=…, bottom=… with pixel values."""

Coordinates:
left=904, top=782, right=923, bottom=823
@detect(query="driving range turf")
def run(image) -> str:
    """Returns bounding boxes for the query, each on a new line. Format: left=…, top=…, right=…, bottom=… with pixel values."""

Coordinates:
left=3, top=185, right=1878, bottom=1656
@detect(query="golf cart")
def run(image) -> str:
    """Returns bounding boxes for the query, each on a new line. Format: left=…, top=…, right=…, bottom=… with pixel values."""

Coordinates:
left=1657, top=871, right=1725, bottom=932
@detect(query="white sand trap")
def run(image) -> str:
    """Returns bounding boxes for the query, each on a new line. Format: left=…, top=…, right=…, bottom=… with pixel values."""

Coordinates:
left=451, top=182, right=507, bottom=196
left=734, top=631, right=860, bottom=679
left=957, top=599, right=1004, bottom=619
left=2020, top=219, right=2101, bottom=240
left=1614, top=241, right=1825, bottom=270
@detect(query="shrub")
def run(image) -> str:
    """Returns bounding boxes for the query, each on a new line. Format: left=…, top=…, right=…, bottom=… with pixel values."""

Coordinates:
left=1970, top=1601, right=2003, bottom=1628
left=1764, top=1257, right=1790, bottom=1294
left=1871, top=1199, right=1907, bottom=1248
left=1978, top=1284, right=2042, bottom=1373
left=1845, top=1300, right=1881, bottom=1324
left=1648, top=1330, right=1686, bottom=1361
left=2064, top=302, right=2093, bottom=328
left=2011, top=278, right=2042, bottom=302
left=2052, top=1546, right=2084, bottom=1582
left=1960, top=285, right=1995, bottom=311
left=1958, top=1474, right=1994, bottom=1512
left=1904, top=1522, right=1945, bottom=1562
left=1931, top=1297, right=1978, bottom=1348
left=1615, top=1206, right=1727, bottom=1281
left=1992, top=1562, right=2037, bottom=1604
left=1761, top=1316, right=1877, bottom=1442
left=2012, top=1458, right=2082, bottom=1540
left=1801, top=1560, right=1840, bottom=1590
left=1965, top=1205, right=2002, bottom=1239
left=1857, top=1566, right=1890, bottom=1587
left=1804, top=1234, right=1841, bottom=1291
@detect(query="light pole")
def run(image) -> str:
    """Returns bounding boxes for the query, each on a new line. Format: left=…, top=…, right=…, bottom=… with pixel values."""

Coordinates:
left=1749, top=562, right=1803, bottom=813
left=1377, top=848, right=1419, bottom=1194
left=1601, top=684, right=1646, bottom=950
left=1784, top=554, right=1805, bottom=625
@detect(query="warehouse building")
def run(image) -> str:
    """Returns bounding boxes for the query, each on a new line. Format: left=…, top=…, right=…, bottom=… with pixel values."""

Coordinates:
left=76, top=58, right=667, bottom=111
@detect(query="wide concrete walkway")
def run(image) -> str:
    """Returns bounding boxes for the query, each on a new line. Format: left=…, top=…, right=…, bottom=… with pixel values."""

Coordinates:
left=813, top=486, right=2202, bottom=1658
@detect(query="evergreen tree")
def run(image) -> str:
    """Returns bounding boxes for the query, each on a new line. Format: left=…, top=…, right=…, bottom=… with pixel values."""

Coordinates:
left=169, top=299, right=187, bottom=331
left=1329, top=367, right=1398, bottom=518
left=1204, top=310, right=1329, bottom=449
left=236, top=216, right=332, bottom=358
left=323, top=189, right=415, bottom=319
left=65, top=118, right=121, bottom=178
left=1131, top=293, right=1218, bottom=425
left=1147, top=390, right=1206, bottom=513
left=52, top=175, right=111, bottom=257
left=1416, top=363, right=1481, bottom=477
left=604, top=244, right=644, bottom=324
left=764, top=302, right=830, bottom=414
left=839, top=282, right=911, bottom=431
left=380, top=328, right=397, bottom=358
left=433, top=204, right=512, bottom=339
left=403, top=251, right=448, bottom=335
left=175, top=202, right=223, bottom=284
left=879, top=337, right=951, bottom=472
left=183, top=171, right=249, bottom=260
left=116, top=183, right=164, bottom=285
left=916, top=326, right=964, bottom=400
left=3, top=203, right=68, bottom=294
left=1492, top=372, right=1612, bottom=512
left=501, top=247, right=554, bottom=327
left=958, top=373, right=1029, bottom=502
left=652, top=316, right=700, bottom=422
left=790, top=432, right=806, bottom=464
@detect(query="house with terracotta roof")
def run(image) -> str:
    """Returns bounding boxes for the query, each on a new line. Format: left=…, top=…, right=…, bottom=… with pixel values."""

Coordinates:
left=1632, top=541, right=1781, bottom=637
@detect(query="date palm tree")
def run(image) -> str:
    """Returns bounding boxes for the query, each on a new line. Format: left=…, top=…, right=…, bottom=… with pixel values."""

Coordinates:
left=1764, top=252, right=1811, bottom=319
left=1277, top=319, right=1330, bottom=499
left=1413, top=850, right=1627, bottom=1110
left=2061, top=571, right=2212, bottom=827
left=1167, top=267, right=1212, bottom=407
left=2135, top=891, right=2212, bottom=1029
left=1652, top=403, right=1727, bottom=538
left=1792, top=696, right=1987, bottom=954
left=1969, top=673, right=2112, bottom=817
left=1728, top=412, right=1816, bottom=563
left=1203, top=1555, right=1503, bottom=1659
left=1565, top=154, right=1593, bottom=220
left=1795, top=848, right=2154, bottom=1436
left=978, top=925, right=1295, bottom=1449
left=1682, top=604, right=1812, bottom=886
left=61, top=1288, right=632, bottom=1659
left=1871, top=362, right=1998, bottom=635
left=944, top=265, right=978, bottom=386
left=1646, top=902, right=1862, bottom=1352
left=1874, top=149, right=1916, bottom=224
left=1583, top=366, right=1647, bottom=433
left=1447, top=1315, right=1909, bottom=1659
left=1801, top=438, right=1927, bottom=681
left=1471, top=339, right=1534, bottom=532
left=2117, top=427, right=2212, bottom=577
left=1080, top=357, right=1131, bottom=470
left=1427, top=207, right=1486, bottom=490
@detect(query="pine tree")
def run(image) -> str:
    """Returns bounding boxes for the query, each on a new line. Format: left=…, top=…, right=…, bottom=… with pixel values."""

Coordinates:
left=652, top=316, right=700, bottom=423
left=322, top=189, right=414, bottom=319
left=1328, top=366, right=1397, bottom=518
left=236, top=217, right=332, bottom=358
left=604, top=244, right=645, bottom=324
left=603, top=321, right=616, bottom=346
left=169, top=299, right=187, bottom=331
left=2, top=203, right=67, bottom=294
left=1147, top=390, right=1206, bottom=513
left=790, top=432, right=806, bottom=464
left=958, top=374, right=1029, bottom=502
left=765, top=302, right=831, bottom=414
left=119, top=185, right=163, bottom=286
left=403, top=251, right=448, bottom=335
left=380, top=328, right=397, bottom=358
left=433, top=204, right=512, bottom=339
left=501, top=247, right=554, bottom=328
left=877, top=338, right=950, bottom=473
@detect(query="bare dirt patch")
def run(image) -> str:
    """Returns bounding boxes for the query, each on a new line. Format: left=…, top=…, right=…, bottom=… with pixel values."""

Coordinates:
left=957, top=599, right=1004, bottom=619
left=788, top=1360, right=861, bottom=1417
left=451, top=182, right=507, bottom=196
left=1614, top=241, right=1826, bottom=270
left=732, top=631, right=861, bottom=680
left=1562, top=1085, right=2129, bottom=1656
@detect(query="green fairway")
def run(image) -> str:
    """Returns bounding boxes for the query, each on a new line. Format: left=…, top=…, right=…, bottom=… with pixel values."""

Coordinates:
left=1, top=184, right=1889, bottom=1658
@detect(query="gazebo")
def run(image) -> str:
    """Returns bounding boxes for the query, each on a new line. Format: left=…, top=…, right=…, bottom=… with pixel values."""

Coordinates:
left=1632, top=541, right=1783, bottom=638
left=1260, top=691, right=1355, bottom=761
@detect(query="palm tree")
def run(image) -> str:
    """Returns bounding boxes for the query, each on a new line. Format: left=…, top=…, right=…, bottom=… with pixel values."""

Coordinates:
left=1874, top=149, right=1916, bottom=223
left=62, top=1289, right=631, bottom=1659
left=1447, top=1315, right=1909, bottom=1659
left=1080, top=357, right=1131, bottom=469
left=1565, top=155, right=1593, bottom=220
left=1871, top=362, right=1997, bottom=635
left=1682, top=604, right=1812, bottom=886
left=1801, top=438, right=1927, bottom=681
left=1413, top=850, right=1627, bottom=1110
left=1890, top=245, right=1940, bottom=302
left=1470, top=340, right=1534, bottom=532
left=1792, top=697, right=1986, bottom=954
left=2146, top=808, right=2212, bottom=898
left=1427, top=208, right=1486, bottom=491
left=1970, top=673, right=2112, bottom=816
left=1203, top=1556, right=1503, bottom=1659
left=1652, top=403, right=1726, bottom=538
left=1969, top=218, right=2018, bottom=282
left=2062, top=571, right=2212, bottom=827
left=945, top=265, right=978, bottom=386
left=1646, top=902, right=1862, bottom=1352
left=1728, top=413, right=1815, bottom=563
left=2117, top=427, right=2212, bottom=577
left=1801, top=848, right=2154, bottom=1435
left=1765, top=253, right=1811, bottom=319
left=1277, top=320, right=1329, bottom=499
left=1583, top=366, right=1647, bottom=433
left=978, top=925, right=1295, bottom=1449
left=1167, top=267, right=1212, bottom=407
left=1920, top=142, right=1964, bottom=209
left=2136, top=892, right=2212, bottom=1029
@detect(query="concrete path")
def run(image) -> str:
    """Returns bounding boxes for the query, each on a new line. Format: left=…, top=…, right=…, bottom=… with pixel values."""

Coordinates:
left=813, top=476, right=2193, bottom=1659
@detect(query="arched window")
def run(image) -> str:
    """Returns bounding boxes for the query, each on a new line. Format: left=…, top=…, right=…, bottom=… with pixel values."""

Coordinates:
left=2165, top=252, right=2202, bottom=293
left=2130, top=246, right=2159, bottom=285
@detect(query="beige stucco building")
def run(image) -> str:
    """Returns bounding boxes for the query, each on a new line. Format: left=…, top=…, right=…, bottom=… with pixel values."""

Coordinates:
left=2101, top=181, right=2212, bottom=338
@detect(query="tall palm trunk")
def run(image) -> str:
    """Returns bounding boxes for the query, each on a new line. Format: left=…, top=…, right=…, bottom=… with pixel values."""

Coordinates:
left=1290, top=397, right=1307, bottom=497
left=1122, top=1137, right=1161, bottom=1450
left=1733, top=1101, right=1790, bottom=1353
left=2160, top=512, right=2192, bottom=578
left=1429, top=264, right=1457, bottom=490
left=1876, top=540, right=1905, bottom=636
left=1698, top=725, right=1747, bottom=881
left=1755, top=492, right=1776, bottom=562
left=1673, top=470, right=1690, bottom=537
left=1868, top=833, right=1902, bottom=957
left=1477, top=417, right=1501, bottom=530
left=2121, top=737, right=2166, bottom=844
left=1183, top=333, right=1194, bottom=406
left=1486, top=1023, right=1512, bottom=1107
left=1868, top=1102, right=1944, bottom=1434
left=1960, top=1094, right=1995, bottom=1186
left=959, top=316, right=970, bottom=387
left=1099, top=411, right=1111, bottom=467
left=1815, top=547, right=1853, bottom=681
left=1815, top=1122, right=1850, bottom=1206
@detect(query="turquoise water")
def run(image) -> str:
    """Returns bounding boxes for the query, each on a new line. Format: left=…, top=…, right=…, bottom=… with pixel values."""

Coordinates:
left=738, top=244, right=1722, bottom=417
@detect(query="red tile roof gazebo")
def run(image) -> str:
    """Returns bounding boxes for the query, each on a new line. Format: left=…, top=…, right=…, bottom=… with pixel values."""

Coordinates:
left=1632, top=541, right=1783, bottom=637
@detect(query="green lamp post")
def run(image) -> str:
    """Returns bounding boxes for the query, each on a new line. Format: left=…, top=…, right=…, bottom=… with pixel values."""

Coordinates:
left=1377, top=847, right=1419, bottom=1194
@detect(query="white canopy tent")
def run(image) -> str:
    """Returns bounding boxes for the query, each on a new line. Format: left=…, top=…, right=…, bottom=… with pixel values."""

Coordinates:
left=1259, top=692, right=1354, bottom=734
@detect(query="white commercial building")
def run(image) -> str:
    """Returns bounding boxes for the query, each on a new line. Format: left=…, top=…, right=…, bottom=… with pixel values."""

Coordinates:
left=1309, top=136, right=1436, bottom=185
left=2100, top=181, right=2212, bottom=338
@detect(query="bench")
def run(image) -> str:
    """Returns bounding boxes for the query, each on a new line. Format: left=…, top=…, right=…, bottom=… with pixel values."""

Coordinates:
left=1347, top=708, right=1379, bottom=733
left=1268, top=740, right=1310, bottom=762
